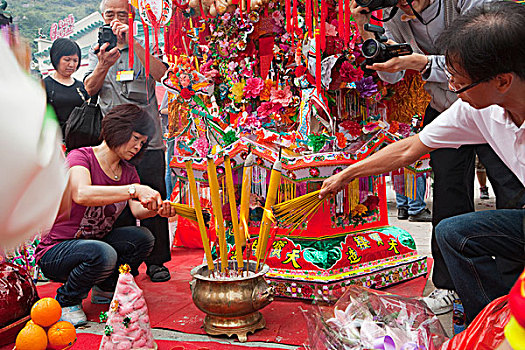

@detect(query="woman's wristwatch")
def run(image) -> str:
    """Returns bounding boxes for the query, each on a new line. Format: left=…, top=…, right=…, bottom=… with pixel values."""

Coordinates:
left=128, top=184, right=137, bottom=199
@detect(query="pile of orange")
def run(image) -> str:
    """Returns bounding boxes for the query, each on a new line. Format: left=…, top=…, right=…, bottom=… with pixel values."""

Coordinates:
left=15, top=297, right=77, bottom=350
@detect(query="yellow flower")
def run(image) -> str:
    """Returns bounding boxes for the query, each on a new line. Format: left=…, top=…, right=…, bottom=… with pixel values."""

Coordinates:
left=232, top=81, right=246, bottom=103
left=351, top=204, right=368, bottom=216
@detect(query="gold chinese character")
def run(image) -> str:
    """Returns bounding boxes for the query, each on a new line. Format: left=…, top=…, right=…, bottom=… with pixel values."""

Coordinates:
left=346, top=247, right=362, bottom=264
left=388, top=238, right=400, bottom=254
left=282, top=249, right=302, bottom=269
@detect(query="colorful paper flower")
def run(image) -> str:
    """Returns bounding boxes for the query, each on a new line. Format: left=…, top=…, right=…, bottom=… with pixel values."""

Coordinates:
left=270, top=86, right=293, bottom=107
left=257, top=101, right=282, bottom=118
left=335, top=132, right=347, bottom=148
left=356, top=76, right=378, bottom=98
left=309, top=167, right=320, bottom=177
left=398, top=122, right=411, bottom=138
left=193, top=137, right=209, bottom=157
left=388, top=120, right=400, bottom=134
left=260, top=79, right=275, bottom=101
left=351, top=204, right=368, bottom=216
left=340, top=61, right=364, bottom=82
left=362, top=195, right=380, bottom=211
left=340, top=120, right=362, bottom=137
left=243, top=77, right=265, bottom=99
left=180, top=88, right=195, bottom=100
left=231, top=81, right=245, bottom=103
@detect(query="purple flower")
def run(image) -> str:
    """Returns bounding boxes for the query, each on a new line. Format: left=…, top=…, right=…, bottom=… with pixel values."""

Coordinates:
left=356, top=76, right=378, bottom=98
left=398, top=122, right=411, bottom=138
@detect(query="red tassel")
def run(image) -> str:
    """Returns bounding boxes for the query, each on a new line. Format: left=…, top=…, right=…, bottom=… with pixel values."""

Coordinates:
left=338, top=0, right=344, bottom=37
left=285, top=0, right=291, bottom=33
left=128, top=4, right=134, bottom=70
left=141, top=18, right=150, bottom=78
left=247, top=0, right=251, bottom=13
left=292, top=0, right=298, bottom=40
left=321, top=0, right=326, bottom=50
left=344, top=0, right=350, bottom=46
left=315, top=29, right=321, bottom=93
left=305, top=0, right=311, bottom=38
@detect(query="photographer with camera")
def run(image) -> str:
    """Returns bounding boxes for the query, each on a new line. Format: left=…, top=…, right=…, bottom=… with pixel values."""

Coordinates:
left=84, top=0, right=171, bottom=283
left=351, top=0, right=525, bottom=315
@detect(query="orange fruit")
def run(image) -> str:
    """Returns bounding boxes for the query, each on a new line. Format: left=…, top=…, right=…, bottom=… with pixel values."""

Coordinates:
left=15, top=323, right=48, bottom=350
left=47, top=321, right=77, bottom=349
left=31, top=297, right=62, bottom=327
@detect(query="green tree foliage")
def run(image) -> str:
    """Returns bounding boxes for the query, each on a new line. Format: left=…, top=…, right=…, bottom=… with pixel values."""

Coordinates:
left=7, top=0, right=101, bottom=52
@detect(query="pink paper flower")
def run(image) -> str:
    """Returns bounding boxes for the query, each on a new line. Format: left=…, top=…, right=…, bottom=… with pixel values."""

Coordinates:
left=243, top=77, right=264, bottom=99
left=340, top=61, right=364, bottom=82
left=257, top=101, right=282, bottom=118
left=270, top=86, right=293, bottom=107
left=325, top=22, right=338, bottom=37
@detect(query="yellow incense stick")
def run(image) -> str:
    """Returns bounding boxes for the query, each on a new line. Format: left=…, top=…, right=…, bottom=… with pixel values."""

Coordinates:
left=206, top=156, right=228, bottom=272
left=224, top=155, right=243, bottom=270
left=256, top=158, right=282, bottom=270
left=239, top=152, right=254, bottom=242
left=184, top=161, right=214, bottom=271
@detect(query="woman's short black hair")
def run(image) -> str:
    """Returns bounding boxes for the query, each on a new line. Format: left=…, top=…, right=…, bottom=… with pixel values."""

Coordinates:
left=438, top=1, right=525, bottom=81
left=50, top=38, right=82, bottom=71
left=101, top=104, right=156, bottom=162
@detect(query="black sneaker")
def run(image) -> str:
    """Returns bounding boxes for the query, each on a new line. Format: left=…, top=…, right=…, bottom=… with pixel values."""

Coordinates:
left=408, top=208, right=432, bottom=222
left=480, top=186, right=490, bottom=200
left=397, top=208, right=409, bottom=220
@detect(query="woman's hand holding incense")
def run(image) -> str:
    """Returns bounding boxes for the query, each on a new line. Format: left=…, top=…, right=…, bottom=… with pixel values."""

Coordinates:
left=136, top=184, right=163, bottom=211
left=157, top=201, right=177, bottom=218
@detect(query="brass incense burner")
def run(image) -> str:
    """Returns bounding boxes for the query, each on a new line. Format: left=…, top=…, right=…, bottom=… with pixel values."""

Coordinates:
left=190, top=260, right=274, bottom=342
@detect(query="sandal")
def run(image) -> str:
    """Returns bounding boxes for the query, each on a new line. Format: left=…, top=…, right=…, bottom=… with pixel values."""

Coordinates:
left=146, top=264, right=171, bottom=282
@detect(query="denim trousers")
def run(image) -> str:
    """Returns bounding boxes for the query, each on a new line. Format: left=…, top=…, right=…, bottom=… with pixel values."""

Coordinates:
left=396, top=174, right=427, bottom=215
left=436, top=209, right=525, bottom=323
left=38, top=226, right=154, bottom=307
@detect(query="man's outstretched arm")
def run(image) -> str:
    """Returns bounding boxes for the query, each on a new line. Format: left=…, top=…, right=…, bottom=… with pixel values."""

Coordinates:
left=319, top=135, right=434, bottom=198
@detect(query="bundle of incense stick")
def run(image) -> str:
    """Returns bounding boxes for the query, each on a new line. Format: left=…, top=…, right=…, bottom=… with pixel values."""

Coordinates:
left=272, top=190, right=325, bottom=233
left=169, top=202, right=211, bottom=226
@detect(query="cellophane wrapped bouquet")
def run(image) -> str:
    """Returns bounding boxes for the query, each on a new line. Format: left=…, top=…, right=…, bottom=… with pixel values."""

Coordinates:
left=304, top=286, right=449, bottom=350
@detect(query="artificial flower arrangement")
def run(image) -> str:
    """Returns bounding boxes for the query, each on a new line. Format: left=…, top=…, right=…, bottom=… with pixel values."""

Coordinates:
left=163, top=0, right=401, bottom=157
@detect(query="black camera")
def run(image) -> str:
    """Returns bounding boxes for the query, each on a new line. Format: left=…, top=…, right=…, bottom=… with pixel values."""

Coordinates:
left=361, top=24, right=412, bottom=65
left=97, top=25, right=117, bottom=52
left=356, top=0, right=398, bottom=12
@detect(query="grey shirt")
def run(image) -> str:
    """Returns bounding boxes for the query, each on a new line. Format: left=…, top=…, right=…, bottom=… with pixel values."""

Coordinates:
left=378, top=0, right=492, bottom=112
left=85, top=42, right=164, bottom=150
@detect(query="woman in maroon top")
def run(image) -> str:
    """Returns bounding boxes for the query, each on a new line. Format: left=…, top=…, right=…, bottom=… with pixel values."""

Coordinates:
left=36, top=104, right=176, bottom=327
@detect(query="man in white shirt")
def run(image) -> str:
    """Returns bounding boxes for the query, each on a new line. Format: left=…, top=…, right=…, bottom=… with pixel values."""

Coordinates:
left=321, top=1, right=525, bottom=323
left=352, top=0, right=525, bottom=315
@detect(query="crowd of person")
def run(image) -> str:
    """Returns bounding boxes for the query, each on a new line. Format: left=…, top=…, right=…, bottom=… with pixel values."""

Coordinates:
left=22, top=0, right=525, bottom=337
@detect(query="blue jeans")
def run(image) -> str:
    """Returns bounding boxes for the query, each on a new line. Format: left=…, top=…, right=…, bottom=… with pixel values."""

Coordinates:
left=38, top=226, right=154, bottom=307
left=436, top=209, right=525, bottom=322
left=396, top=174, right=427, bottom=215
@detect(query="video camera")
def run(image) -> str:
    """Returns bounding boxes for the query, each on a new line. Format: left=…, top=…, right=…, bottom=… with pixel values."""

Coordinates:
left=361, top=23, right=412, bottom=65
left=95, top=24, right=117, bottom=54
left=356, top=0, right=398, bottom=12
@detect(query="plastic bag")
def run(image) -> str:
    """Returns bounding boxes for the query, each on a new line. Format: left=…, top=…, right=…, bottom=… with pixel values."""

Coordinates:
left=303, top=285, right=449, bottom=350
left=440, top=295, right=510, bottom=350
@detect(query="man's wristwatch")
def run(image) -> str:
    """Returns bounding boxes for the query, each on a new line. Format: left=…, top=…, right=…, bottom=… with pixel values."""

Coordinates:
left=128, top=184, right=137, bottom=199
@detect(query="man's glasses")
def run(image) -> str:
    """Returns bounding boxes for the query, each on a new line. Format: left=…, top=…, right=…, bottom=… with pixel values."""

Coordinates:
left=444, top=68, right=492, bottom=94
